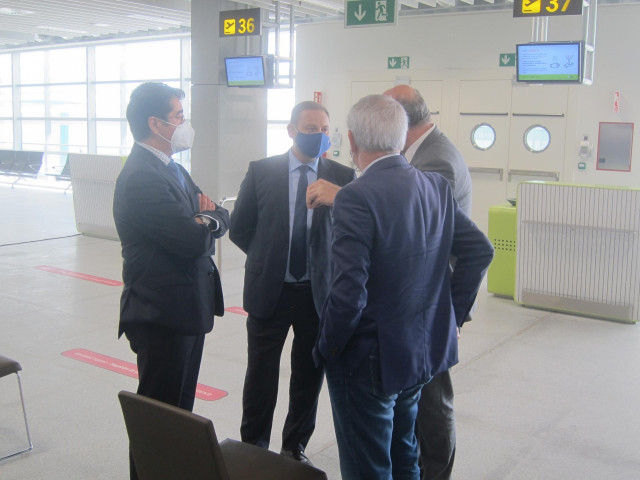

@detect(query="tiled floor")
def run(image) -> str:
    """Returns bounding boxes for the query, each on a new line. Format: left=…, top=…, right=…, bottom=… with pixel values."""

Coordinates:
left=1, top=184, right=640, bottom=479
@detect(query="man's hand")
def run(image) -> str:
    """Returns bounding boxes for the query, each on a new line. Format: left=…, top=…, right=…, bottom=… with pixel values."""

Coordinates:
left=198, top=193, right=216, bottom=212
left=306, top=179, right=341, bottom=209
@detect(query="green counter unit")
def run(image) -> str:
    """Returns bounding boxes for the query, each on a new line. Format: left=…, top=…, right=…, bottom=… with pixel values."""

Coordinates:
left=487, top=202, right=517, bottom=298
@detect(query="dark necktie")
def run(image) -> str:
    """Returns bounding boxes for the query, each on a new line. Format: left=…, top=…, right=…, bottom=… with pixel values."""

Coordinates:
left=167, top=159, right=187, bottom=191
left=289, top=164, right=310, bottom=281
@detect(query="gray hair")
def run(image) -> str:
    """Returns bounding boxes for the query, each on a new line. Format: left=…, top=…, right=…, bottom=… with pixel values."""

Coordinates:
left=395, top=89, right=430, bottom=128
left=347, top=95, right=407, bottom=154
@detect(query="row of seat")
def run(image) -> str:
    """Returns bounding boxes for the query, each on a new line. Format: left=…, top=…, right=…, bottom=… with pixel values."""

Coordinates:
left=0, top=150, right=43, bottom=186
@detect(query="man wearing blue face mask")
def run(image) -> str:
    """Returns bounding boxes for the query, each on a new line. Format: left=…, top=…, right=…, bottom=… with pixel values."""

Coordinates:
left=230, top=101, right=356, bottom=465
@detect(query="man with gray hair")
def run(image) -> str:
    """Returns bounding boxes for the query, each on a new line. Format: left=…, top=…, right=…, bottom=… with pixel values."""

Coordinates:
left=385, top=84, right=473, bottom=480
left=313, top=95, right=493, bottom=479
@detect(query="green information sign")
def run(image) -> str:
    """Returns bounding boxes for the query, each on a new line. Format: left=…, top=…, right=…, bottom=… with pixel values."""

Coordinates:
left=499, top=53, right=516, bottom=67
left=388, top=56, right=409, bottom=69
left=345, top=0, right=396, bottom=27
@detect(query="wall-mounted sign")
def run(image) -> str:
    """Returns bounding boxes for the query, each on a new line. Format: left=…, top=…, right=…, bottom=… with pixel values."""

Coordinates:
left=513, top=0, right=582, bottom=17
left=388, top=56, right=409, bottom=69
left=345, top=0, right=396, bottom=27
left=499, top=53, right=516, bottom=67
left=219, top=8, right=261, bottom=37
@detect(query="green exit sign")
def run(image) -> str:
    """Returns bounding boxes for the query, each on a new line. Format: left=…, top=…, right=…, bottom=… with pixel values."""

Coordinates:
left=499, top=53, right=516, bottom=67
left=345, top=0, right=396, bottom=28
left=388, top=56, right=409, bottom=69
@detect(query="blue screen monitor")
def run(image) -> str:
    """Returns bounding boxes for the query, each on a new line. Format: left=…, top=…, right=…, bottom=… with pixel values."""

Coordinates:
left=225, top=56, right=268, bottom=87
left=516, top=42, right=583, bottom=83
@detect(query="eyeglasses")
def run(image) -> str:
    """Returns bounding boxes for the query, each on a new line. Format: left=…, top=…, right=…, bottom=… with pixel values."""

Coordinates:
left=166, top=115, right=186, bottom=125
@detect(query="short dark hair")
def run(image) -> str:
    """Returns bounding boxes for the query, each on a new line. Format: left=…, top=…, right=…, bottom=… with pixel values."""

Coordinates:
left=126, top=82, right=185, bottom=141
left=289, top=101, right=330, bottom=126
left=395, top=89, right=430, bottom=129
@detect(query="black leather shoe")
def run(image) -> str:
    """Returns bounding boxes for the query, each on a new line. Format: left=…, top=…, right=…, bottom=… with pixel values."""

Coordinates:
left=280, top=448, right=314, bottom=467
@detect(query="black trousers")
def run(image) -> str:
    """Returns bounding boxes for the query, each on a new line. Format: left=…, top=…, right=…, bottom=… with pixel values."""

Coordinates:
left=416, top=369, right=456, bottom=480
left=125, top=324, right=206, bottom=480
left=240, top=283, right=324, bottom=452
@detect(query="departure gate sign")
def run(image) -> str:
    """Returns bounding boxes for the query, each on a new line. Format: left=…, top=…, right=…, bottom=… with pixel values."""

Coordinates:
left=513, top=0, right=583, bottom=17
left=219, top=8, right=261, bottom=37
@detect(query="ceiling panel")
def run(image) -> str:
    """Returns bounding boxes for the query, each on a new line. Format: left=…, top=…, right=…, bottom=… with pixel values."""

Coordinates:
left=0, top=0, right=635, bottom=50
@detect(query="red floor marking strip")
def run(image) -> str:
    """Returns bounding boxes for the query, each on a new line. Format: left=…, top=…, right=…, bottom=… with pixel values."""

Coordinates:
left=35, top=265, right=123, bottom=286
left=62, top=348, right=227, bottom=401
left=225, top=306, right=248, bottom=316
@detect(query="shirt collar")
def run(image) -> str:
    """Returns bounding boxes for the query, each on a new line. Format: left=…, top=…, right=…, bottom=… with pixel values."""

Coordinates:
left=361, top=153, right=398, bottom=175
left=288, top=149, right=319, bottom=174
left=404, top=123, right=436, bottom=163
left=137, top=141, right=172, bottom=166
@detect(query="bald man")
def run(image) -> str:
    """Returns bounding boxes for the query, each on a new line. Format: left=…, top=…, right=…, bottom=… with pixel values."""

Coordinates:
left=385, top=84, right=472, bottom=480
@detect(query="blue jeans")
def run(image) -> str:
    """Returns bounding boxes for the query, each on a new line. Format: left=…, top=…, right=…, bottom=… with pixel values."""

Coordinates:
left=325, top=353, right=423, bottom=480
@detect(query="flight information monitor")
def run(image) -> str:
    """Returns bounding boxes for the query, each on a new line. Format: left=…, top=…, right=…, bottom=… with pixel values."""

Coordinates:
left=516, top=42, right=583, bottom=83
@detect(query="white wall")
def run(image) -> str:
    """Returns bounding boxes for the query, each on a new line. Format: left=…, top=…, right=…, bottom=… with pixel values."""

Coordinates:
left=295, top=6, right=640, bottom=188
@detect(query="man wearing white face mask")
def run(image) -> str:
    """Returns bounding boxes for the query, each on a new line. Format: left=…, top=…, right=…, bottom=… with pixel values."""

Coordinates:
left=230, top=101, right=356, bottom=465
left=113, top=82, right=229, bottom=480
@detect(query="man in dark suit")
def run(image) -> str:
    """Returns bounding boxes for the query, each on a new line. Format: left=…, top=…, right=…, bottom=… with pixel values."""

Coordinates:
left=230, top=101, right=355, bottom=465
left=113, top=82, right=229, bottom=480
left=385, top=84, right=473, bottom=480
left=314, top=94, right=493, bottom=480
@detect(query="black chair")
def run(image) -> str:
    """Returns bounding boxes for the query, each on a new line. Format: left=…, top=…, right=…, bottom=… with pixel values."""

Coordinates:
left=118, top=391, right=328, bottom=480
left=0, top=355, right=33, bottom=461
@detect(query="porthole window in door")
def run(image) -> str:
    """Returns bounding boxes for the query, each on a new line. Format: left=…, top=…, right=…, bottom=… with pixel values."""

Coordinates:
left=471, top=123, right=496, bottom=151
left=524, top=125, right=550, bottom=153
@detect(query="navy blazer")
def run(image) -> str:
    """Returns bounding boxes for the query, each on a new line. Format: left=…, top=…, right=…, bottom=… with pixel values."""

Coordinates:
left=314, top=155, right=493, bottom=395
left=229, top=152, right=356, bottom=318
left=113, top=143, right=229, bottom=337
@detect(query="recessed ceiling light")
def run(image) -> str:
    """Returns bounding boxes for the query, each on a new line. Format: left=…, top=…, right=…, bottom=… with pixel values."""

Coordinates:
left=0, top=8, right=34, bottom=15
left=91, top=22, right=111, bottom=27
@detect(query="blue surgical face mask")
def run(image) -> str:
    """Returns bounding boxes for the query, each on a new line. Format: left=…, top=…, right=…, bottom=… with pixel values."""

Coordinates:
left=294, top=131, right=331, bottom=159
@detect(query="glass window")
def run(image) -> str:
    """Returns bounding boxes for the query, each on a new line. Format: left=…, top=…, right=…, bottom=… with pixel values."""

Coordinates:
left=267, top=88, right=295, bottom=122
left=96, top=84, right=125, bottom=118
left=20, top=51, right=46, bottom=84
left=49, top=85, right=87, bottom=117
left=267, top=123, right=291, bottom=157
left=95, top=40, right=180, bottom=81
left=0, top=119, right=13, bottom=148
left=47, top=120, right=87, bottom=152
left=49, top=48, right=87, bottom=83
left=21, top=120, right=46, bottom=148
left=96, top=120, right=127, bottom=151
left=20, top=86, right=45, bottom=117
left=0, top=55, right=11, bottom=85
left=471, top=123, right=496, bottom=151
left=0, top=86, right=12, bottom=116
left=524, top=125, right=551, bottom=153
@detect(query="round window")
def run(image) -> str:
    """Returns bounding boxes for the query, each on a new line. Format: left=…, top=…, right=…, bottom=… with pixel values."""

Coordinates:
left=524, top=125, right=550, bottom=153
left=471, top=124, right=496, bottom=151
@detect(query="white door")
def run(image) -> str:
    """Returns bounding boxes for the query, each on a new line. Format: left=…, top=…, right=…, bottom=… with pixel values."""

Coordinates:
left=507, top=84, right=568, bottom=198
left=457, top=79, right=512, bottom=233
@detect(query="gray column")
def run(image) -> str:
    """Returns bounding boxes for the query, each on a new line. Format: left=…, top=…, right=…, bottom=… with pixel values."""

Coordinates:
left=190, top=0, right=268, bottom=202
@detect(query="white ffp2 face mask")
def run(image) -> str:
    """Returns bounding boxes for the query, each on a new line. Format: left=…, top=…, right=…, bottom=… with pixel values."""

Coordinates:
left=158, top=119, right=195, bottom=153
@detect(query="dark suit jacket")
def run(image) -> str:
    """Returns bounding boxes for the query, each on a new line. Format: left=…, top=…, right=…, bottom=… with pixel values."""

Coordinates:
left=229, top=152, right=356, bottom=318
left=113, top=143, right=229, bottom=337
left=314, top=155, right=493, bottom=395
left=411, top=125, right=472, bottom=216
